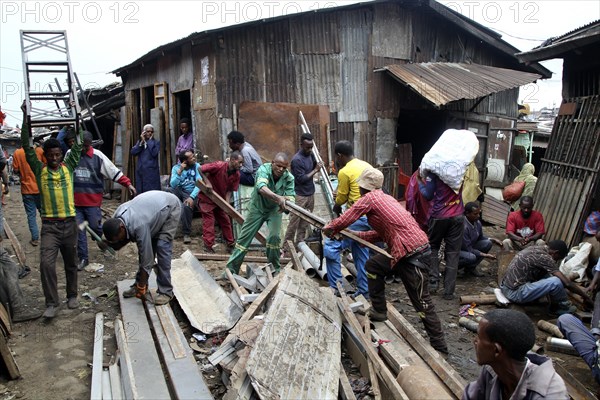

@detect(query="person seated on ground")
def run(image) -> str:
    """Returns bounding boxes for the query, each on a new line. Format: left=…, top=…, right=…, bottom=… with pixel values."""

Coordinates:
left=460, top=202, right=503, bottom=277
left=582, top=210, right=600, bottom=268
left=503, top=196, right=546, bottom=251
left=463, top=309, right=568, bottom=400
left=0, top=247, right=42, bottom=323
left=168, top=150, right=202, bottom=244
left=511, top=163, right=537, bottom=211
left=500, top=240, right=592, bottom=316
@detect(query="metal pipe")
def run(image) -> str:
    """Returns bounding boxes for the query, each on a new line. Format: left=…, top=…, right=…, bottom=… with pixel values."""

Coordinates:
left=537, top=320, right=564, bottom=339
left=297, top=242, right=320, bottom=269
left=545, top=337, right=579, bottom=356
left=340, top=265, right=354, bottom=283
left=300, top=257, right=317, bottom=278
left=316, top=260, right=328, bottom=281
left=458, top=317, right=479, bottom=333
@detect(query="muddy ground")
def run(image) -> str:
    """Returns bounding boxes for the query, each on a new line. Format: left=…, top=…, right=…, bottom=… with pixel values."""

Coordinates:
left=0, top=191, right=598, bottom=399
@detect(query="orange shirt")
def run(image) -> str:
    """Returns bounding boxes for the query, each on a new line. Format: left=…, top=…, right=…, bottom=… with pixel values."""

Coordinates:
left=12, top=147, right=46, bottom=195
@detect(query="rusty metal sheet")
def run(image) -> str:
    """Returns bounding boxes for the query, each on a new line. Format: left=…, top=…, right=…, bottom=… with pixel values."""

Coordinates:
left=383, top=63, right=542, bottom=107
left=371, top=3, right=411, bottom=60
left=290, top=12, right=340, bottom=55
left=294, top=54, right=342, bottom=112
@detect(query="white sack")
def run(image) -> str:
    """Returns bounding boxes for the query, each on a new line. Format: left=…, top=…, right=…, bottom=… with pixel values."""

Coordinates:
left=419, top=129, right=479, bottom=192
left=559, top=242, right=592, bottom=282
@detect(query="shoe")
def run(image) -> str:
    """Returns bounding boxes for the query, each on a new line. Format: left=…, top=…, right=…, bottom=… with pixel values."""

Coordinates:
left=467, top=268, right=485, bottom=277
left=549, top=301, right=577, bottom=317
left=12, top=307, right=43, bottom=323
left=226, top=243, right=235, bottom=254
left=123, top=283, right=148, bottom=299
left=153, top=293, right=172, bottom=305
left=433, top=344, right=449, bottom=354
left=18, top=266, right=31, bottom=279
left=429, top=280, right=439, bottom=293
left=203, top=244, right=215, bottom=254
left=42, top=305, right=58, bottom=319
left=30, top=239, right=39, bottom=246
left=67, top=297, right=79, bottom=309
left=443, top=294, right=455, bottom=300
left=368, top=309, right=388, bottom=322
left=77, top=259, right=89, bottom=271
left=183, top=235, right=192, bottom=244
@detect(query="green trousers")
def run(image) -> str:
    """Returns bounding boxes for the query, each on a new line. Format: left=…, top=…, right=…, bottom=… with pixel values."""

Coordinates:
left=226, top=203, right=282, bottom=274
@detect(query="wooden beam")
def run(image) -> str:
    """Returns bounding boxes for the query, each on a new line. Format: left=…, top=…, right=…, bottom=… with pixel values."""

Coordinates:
left=386, top=305, right=466, bottom=398
left=3, top=218, right=27, bottom=268
left=554, top=361, right=597, bottom=400
left=339, top=362, right=357, bottom=400
left=286, top=240, right=303, bottom=271
left=362, top=315, right=382, bottom=400
left=193, top=252, right=290, bottom=264
left=196, top=180, right=266, bottom=245
left=90, top=313, right=104, bottom=400
left=337, top=283, right=409, bottom=400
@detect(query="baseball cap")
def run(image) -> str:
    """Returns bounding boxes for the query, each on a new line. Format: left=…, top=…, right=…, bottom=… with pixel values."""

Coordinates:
left=357, top=168, right=384, bottom=191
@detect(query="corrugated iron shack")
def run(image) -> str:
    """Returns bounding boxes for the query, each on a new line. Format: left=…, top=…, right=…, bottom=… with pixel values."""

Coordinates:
left=112, top=0, right=550, bottom=190
left=517, top=19, right=600, bottom=246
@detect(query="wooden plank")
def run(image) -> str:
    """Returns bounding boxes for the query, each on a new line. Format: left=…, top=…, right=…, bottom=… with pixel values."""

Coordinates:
left=480, top=195, right=510, bottom=228
left=0, top=330, right=20, bottom=379
left=171, top=250, right=243, bottom=334
left=554, top=361, right=597, bottom=400
left=108, top=362, right=124, bottom=400
left=146, top=282, right=213, bottom=400
left=115, top=319, right=137, bottom=400
left=286, top=240, right=303, bottom=271
left=193, top=252, right=290, bottom=264
left=117, top=280, right=170, bottom=399
left=386, top=305, right=466, bottom=399
left=246, top=269, right=342, bottom=399
left=3, top=218, right=27, bottom=267
left=337, top=284, right=409, bottom=400
left=362, top=316, right=381, bottom=400
left=102, top=369, right=112, bottom=400
left=0, top=304, right=12, bottom=337
left=196, top=180, right=267, bottom=245
left=91, top=313, right=104, bottom=400
left=339, top=362, right=357, bottom=400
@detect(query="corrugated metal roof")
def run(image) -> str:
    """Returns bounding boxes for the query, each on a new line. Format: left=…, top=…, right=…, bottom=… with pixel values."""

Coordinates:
left=382, top=63, right=542, bottom=107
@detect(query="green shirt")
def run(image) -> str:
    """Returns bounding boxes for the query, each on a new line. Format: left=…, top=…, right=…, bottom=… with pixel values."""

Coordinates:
left=252, top=163, right=295, bottom=213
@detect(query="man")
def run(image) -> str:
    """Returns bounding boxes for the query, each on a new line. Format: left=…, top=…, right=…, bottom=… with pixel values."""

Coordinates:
left=0, top=145, right=8, bottom=236
left=102, top=191, right=181, bottom=305
left=227, top=130, right=262, bottom=186
left=226, top=153, right=294, bottom=274
left=557, top=310, right=600, bottom=385
left=418, top=170, right=464, bottom=300
left=460, top=202, right=502, bottom=277
left=73, top=131, right=136, bottom=270
left=13, top=144, right=45, bottom=246
left=21, top=102, right=83, bottom=319
left=131, top=124, right=161, bottom=194
left=582, top=210, right=600, bottom=267
left=323, top=168, right=448, bottom=354
left=169, top=150, right=203, bottom=244
left=175, top=118, right=194, bottom=155
left=324, top=140, right=372, bottom=298
left=0, top=247, right=42, bottom=323
left=283, top=133, right=323, bottom=248
left=198, top=151, right=243, bottom=253
left=500, top=240, right=591, bottom=316
left=463, top=309, right=568, bottom=400
left=503, top=196, right=546, bottom=251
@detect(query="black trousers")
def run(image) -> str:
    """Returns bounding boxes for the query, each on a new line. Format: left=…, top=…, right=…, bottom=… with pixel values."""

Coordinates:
left=427, top=215, right=464, bottom=296
left=365, top=251, right=447, bottom=352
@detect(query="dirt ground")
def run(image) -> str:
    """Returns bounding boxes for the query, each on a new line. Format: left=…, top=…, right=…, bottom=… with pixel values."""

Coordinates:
left=0, top=191, right=598, bottom=399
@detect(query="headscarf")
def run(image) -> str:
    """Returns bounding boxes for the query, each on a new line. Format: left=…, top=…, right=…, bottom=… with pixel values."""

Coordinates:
left=512, top=163, right=537, bottom=210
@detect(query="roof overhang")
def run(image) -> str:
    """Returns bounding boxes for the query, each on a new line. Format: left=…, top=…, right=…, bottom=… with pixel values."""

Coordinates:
left=381, top=63, right=542, bottom=108
left=516, top=23, right=600, bottom=62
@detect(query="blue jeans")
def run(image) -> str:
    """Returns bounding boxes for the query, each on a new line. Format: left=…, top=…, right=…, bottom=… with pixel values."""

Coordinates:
left=459, top=239, right=492, bottom=269
left=501, top=276, right=567, bottom=304
left=324, top=216, right=370, bottom=297
left=22, top=194, right=41, bottom=241
left=75, top=206, right=102, bottom=262
left=167, top=186, right=194, bottom=235
left=557, top=314, right=600, bottom=384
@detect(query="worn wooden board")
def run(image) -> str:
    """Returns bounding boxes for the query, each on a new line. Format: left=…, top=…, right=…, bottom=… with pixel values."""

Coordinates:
left=481, top=195, right=510, bottom=228
left=171, top=250, right=243, bottom=334
left=0, top=330, right=19, bottom=380
left=3, top=218, right=26, bottom=267
left=245, top=269, right=342, bottom=399
left=117, top=280, right=170, bottom=399
left=146, top=281, right=213, bottom=400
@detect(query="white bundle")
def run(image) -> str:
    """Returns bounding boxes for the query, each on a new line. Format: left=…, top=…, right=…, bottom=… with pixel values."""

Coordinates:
left=419, top=129, right=479, bottom=192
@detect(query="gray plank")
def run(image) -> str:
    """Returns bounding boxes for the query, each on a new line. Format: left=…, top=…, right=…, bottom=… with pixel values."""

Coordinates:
left=117, top=280, right=170, bottom=400
left=146, top=281, right=213, bottom=400
left=245, top=269, right=342, bottom=399
left=171, top=250, right=243, bottom=334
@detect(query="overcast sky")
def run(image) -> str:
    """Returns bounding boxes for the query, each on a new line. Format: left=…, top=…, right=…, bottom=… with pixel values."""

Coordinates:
left=1, top=0, right=598, bottom=126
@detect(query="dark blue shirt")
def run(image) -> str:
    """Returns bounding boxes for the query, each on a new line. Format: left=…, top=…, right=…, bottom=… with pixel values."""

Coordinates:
left=290, top=150, right=316, bottom=196
left=462, top=218, right=488, bottom=256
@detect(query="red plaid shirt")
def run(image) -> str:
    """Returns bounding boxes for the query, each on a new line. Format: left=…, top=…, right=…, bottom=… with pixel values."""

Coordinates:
left=324, top=190, right=429, bottom=265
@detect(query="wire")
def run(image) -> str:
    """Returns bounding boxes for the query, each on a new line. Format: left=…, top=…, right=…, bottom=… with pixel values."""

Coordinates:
left=487, top=27, right=546, bottom=42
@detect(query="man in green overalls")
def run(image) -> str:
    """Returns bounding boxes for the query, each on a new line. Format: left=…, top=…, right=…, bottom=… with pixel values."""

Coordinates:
left=226, top=153, right=295, bottom=273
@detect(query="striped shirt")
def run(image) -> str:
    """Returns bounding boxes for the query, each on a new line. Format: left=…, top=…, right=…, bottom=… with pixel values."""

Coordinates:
left=21, top=121, right=82, bottom=219
left=324, top=189, right=429, bottom=266
left=501, top=246, right=559, bottom=290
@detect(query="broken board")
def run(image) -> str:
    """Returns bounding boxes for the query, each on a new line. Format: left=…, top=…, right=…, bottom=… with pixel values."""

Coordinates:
left=245, top=268, right=342, bottom=399
left=117, top=280, right=170, bottom=399
left=146, top=280, right=213, bottom=399
left=171, top=250, right=243, bottom=334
